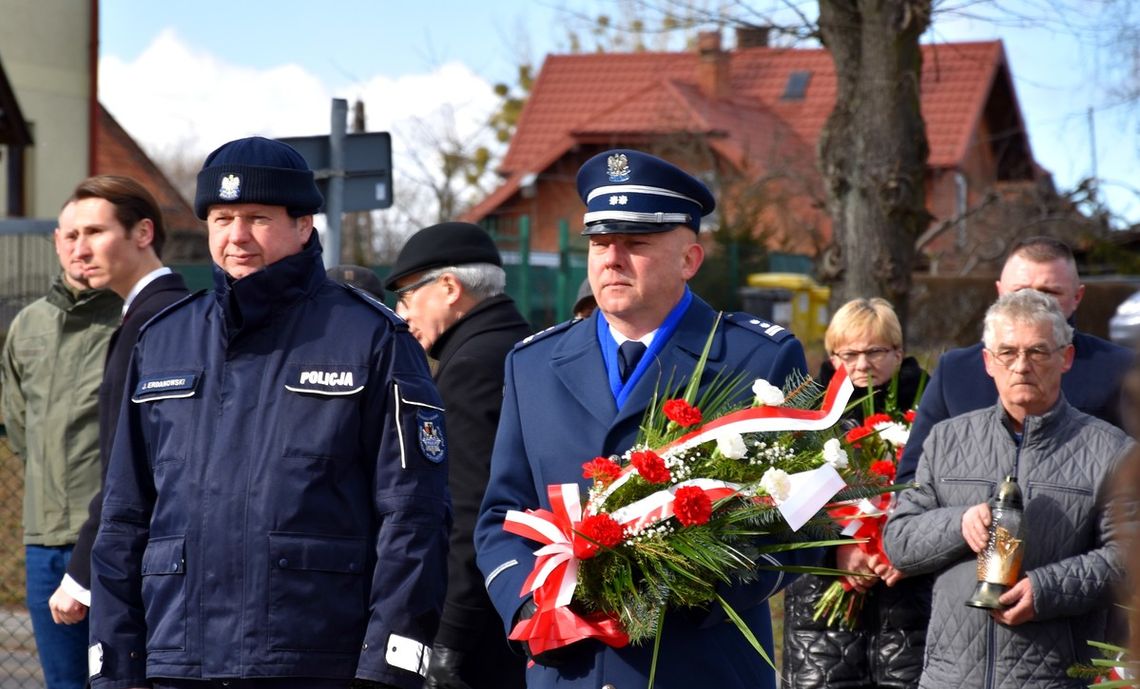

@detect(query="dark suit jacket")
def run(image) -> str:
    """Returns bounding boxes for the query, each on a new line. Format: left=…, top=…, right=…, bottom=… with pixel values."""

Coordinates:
left=428, top=294, right=530, bottom=686
left=897, top=330, right=1133, bottom=485
left=68, top=271, right=189, bottom=590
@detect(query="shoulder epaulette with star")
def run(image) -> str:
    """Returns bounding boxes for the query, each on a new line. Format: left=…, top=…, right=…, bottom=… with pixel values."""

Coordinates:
left=723, top=312, right=796, bottom=343
left=339, top=283, right=405, bottom=326
left=514, top=318, right=580, bottom=350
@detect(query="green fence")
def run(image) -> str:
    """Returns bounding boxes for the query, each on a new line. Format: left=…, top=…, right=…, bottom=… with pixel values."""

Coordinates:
left=169, top=216, right=810, bottom=330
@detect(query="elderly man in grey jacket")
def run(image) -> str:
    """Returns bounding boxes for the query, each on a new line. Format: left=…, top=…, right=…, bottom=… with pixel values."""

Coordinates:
left=883, top=289, right=1132, bottom=689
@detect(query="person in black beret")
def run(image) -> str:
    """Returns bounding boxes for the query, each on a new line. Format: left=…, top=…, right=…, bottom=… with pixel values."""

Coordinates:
left=387, top=221, right=530, bottom=689
left=475, top=149, right=816, bottom=689
left=89, top=136, right=449, bottom=689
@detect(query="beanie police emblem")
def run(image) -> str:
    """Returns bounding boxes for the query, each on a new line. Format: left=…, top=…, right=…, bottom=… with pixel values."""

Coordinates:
left=219, top=174, right=241, bottom=201
left=607, top=153, right=631, bottom=182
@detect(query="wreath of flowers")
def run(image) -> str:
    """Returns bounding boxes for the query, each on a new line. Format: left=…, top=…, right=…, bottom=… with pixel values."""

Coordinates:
left=503, top=316, right=900, bottom=684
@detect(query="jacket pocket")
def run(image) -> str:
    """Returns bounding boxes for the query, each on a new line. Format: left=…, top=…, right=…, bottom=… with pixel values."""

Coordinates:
left=132, top=370, right=203, bottom=465
left=938, top=477, right=995, bottom=506
left=280, top=363, right=367, bottom=459
left=140, top=535, right=187, bottom=651
left=266, top=532, right=369, bottom=652
left=1025, top=481, right=1095, bottom=565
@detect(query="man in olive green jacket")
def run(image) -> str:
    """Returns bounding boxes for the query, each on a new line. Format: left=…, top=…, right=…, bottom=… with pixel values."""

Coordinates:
left=1, top=200, right=121, bottom=689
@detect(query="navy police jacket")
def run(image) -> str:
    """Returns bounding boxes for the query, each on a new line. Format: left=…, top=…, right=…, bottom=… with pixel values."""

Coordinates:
left=89, top=237, right=450, bottom=689
left=897, top=331, right=1132, bottom=485
left=475, top=296, right=820, bottom=689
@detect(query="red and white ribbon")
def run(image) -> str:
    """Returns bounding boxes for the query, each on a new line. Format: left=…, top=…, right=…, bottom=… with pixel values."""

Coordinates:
left=661, top=369, right=854, bottom=455
left=609, top=478, right=739, bottom=532
left=832, top=494, right=894, bottom=540
left=504, top=484, right=582, bottom=607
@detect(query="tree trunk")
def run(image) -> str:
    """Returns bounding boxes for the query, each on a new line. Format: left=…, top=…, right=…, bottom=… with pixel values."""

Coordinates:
left=817, top=0, right=932, bottom=329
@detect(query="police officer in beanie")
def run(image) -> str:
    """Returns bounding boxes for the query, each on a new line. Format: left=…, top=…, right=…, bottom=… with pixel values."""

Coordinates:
left=474, top=149, right=817, bottom=689
left=89, top=137, right=449, bottom=689
left=385, top=222, right=530, bottom=689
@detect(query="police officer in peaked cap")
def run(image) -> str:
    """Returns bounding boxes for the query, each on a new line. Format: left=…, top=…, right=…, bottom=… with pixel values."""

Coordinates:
left=474, top=149, right=819, bottom=689
left=89, top=136, right=449, bottom=689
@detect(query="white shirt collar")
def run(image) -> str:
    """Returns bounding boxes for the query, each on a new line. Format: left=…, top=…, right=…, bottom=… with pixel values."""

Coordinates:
left=608, top=325, right=656, bottom=348
left=123, top=266, right=174, bottom=316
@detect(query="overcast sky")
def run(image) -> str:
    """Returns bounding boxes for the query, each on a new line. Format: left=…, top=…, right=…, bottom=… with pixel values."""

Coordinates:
left=97, top=0, right=1140, bottom=226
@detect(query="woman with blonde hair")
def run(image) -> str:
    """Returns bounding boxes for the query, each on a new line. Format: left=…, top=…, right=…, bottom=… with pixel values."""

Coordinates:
left=782, top=297, right=928, bottom=689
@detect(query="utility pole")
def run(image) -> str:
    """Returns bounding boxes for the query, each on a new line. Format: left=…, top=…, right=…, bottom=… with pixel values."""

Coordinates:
left=324, top=98, right=348, bottom=269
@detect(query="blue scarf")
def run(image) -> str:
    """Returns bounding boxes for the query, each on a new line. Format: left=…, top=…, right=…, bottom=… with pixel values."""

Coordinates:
left=597, top=287, right=693, bottom=409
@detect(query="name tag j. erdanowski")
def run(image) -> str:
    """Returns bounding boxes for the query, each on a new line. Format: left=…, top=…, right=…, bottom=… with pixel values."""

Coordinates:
left=132, top=372, right=199, bottom=402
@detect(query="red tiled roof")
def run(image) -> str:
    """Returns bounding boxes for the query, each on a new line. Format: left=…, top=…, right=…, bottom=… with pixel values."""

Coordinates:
left=94, top=104, right=202, bottom=237
left=495, top=39, right=1014, bottom=180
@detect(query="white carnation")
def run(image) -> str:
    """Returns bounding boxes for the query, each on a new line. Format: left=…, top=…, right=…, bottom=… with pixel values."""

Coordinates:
left=875, top=421, right=910, bottom=447
left=760, top=468, right=792, bottom=503
left=716, top=431, right=748, bottom=460
left=752, top=379, right=785, bottom=407
left=822, top=437, right=848, bottom=469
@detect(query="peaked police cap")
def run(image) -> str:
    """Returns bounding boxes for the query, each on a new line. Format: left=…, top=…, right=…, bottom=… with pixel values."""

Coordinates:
left=576, top=149, right=715, bottom=235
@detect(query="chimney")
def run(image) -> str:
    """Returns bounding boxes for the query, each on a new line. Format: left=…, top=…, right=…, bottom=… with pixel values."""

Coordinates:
left=736, top=26, right=770, bottom=49
left=697, top=30, right=730, bottom=99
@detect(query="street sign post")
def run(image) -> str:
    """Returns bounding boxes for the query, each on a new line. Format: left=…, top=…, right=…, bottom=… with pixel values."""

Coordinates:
left=278, top=99, right=393, bottom=268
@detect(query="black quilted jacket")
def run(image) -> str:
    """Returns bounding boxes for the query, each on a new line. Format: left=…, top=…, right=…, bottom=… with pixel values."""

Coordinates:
left=781, top=572, right=931, bottom=689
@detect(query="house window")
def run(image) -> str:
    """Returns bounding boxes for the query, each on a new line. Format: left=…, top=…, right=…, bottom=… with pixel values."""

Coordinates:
left=781, top=71, right=812, bottom=100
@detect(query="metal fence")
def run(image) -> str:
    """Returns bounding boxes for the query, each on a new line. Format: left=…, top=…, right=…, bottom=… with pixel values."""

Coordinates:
left=0, top=221, right=58, bottom=333
left=0, top=220, right=54, bottom=688
left=0, top=437, right=39, bottom=688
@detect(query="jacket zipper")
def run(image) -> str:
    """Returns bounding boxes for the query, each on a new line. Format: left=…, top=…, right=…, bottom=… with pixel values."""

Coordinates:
left=985, top=615, right=996, bottom=689
left=985, top=425, right=1024, bottom=689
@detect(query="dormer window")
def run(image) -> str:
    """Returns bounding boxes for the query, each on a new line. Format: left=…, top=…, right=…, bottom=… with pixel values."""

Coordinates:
left=781, top=71, right=812, bottom=100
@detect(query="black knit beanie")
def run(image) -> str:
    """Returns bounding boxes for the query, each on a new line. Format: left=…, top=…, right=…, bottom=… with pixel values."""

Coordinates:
left=194, top=136, right=324, bottom=219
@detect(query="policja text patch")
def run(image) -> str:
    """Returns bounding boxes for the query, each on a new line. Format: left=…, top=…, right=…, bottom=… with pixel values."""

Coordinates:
left=284, top=364, right=366, bottom=396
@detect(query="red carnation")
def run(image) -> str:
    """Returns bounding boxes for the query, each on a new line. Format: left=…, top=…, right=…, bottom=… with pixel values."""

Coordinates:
left=896, top=445, right=905, bottom=461
left=663, top=399, right=703, bottom=427
left=673, top=486, right=713, bottom=526
left=845, top=426, right=873, bottom=447
left=582, top=456, right=623, bottom=484
left=631, top=450, right=670, bottom=484
left=870, top=460, right=897, bottom=483
left=574, top=513, right=624, bottom=559
left=865, top=413, right=892, bottom=427
left=904, top=409, right=916, bottom=424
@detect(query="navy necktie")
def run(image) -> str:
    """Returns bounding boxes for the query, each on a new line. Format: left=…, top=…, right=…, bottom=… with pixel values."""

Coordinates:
left=618, top=341, right=647, bottom=382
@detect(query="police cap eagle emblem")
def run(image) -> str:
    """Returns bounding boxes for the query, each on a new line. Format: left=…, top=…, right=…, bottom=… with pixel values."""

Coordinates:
left=219, top=174, right=241, bottom=201
left=607, top=154, right=631, bottom=182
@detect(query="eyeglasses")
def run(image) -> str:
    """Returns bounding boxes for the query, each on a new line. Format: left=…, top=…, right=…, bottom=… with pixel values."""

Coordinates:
left=833, top=347, right=897, bottom=365
left=986, top=345, right=1065, bottom=368
left=393, top=274, right=440, bottom=306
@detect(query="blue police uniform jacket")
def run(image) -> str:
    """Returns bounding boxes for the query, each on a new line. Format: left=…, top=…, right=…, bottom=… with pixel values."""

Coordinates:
left=475, top=295, right=820, bottom=689
left=89, top=236, right=450, bottom=689
left=897, top=330, right=1133, bottom=485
